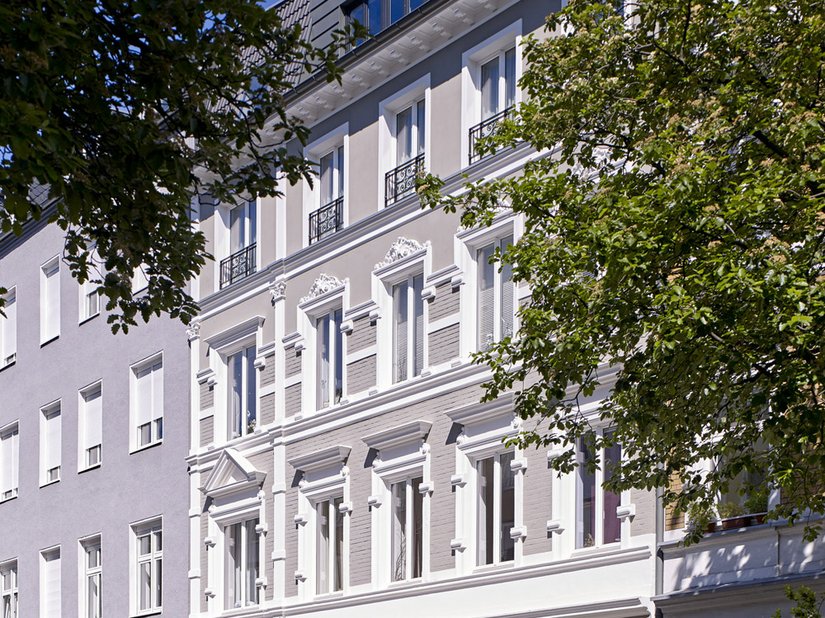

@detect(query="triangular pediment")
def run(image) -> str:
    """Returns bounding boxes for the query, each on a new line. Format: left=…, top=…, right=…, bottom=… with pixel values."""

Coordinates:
left=201, top=448, right=266, bottom=499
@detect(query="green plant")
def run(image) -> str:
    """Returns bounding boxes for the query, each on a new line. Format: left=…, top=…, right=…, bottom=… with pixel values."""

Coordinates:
left=717, top=501, right=745, bottom=520
left=744, top=487, right=770, bottom=515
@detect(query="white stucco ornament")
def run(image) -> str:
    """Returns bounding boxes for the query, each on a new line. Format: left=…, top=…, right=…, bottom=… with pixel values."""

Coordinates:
left=186, top=322, right=201, bottom=341
left=300, top=273, right=343, bottom=304
left=269, top=280, right=286, bottom=303
left=374, top=237, right=425, bottom=270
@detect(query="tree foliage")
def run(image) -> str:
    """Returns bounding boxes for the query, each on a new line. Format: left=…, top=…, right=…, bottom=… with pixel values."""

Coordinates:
left=0, top=0, right=353, bottom=330
left=420, top=0, right=824, bottom=542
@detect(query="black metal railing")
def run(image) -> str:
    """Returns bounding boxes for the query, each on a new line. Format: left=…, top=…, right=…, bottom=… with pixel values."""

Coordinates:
left=309, top=197, right=344, bottom=245
left=469, top=106, right=515, bottom=165
left=220, top=244, right=256, bottom=289
left=385, top=153, right=425, bottom=207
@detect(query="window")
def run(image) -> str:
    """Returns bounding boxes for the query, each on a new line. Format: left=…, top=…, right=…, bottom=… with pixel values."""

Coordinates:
left=79, top=279, right=100, bottom=322
left=228, top=345, right=256, bottom=439
left=133, top=356, right=164, bottom=449
left=310, top=147, right=345, bottom=245
left=221, top=201, right=257, bottom=289
left=480, top=48, right=516, bottom=122
left=386, top=100, right=426, bottom=207
left=82, top=539, right=102, bottom=618
left=476, top=451, right=515, bottom=566
left=135, top=524, right=162, bottom=613
left=0, top=288, right=16, bottom=367
left=477, top=235, right=514, bottom=351
left=40, top=257, right=60, bottom=343
left=131, top=266, right=149, bottom=294
left=0, top=424, right=18, bottom=502
left=347, top=0, right=428, bottom=39
left=390, top=477, right=423, bottom=581
left=225, top=518, right=260, bottom=609
left=315, top=497, right=344, bottom=594
left=40, top=548, right=61, bottom=618
left=316, top=309, right=343, bottom=409
left=392, top=274, right=424, bottom=383
left=79, top=384, right=103, bottom=469
left=40, top=403, right=61, bottom=485
left=576, top=432, right=622, bottom=548
left=0, top=560, right=17, bottom=618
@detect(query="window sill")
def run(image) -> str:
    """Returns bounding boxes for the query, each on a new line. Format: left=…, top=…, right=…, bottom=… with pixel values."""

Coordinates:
left=571, top=542, right=622, bottom=558
left=0, top=359, right=15, bottom=373
left=40, top=334, right=59, bottom=347
left=131, top=609, right=162, bottom=618
left=314, top=591, right=344, bottom=601
left=387, top=577, right=424, bottom=590
left=473, top=561, right=514, bottom=575
left=78, top=463, right=101, bottom=475
left=131, top=439, right=163, bottom=455
left=79, top=312, right=100, bottom=326
left=0, top=493, right=18, bottom=505
left=39, top=478, right=60, bottom=489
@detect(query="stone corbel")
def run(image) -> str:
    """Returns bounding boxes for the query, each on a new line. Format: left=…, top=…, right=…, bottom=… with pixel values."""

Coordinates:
left=294, top=570, right=307, bottom=583
left=204, top=588, right=216, bottom=599
left=418, top=481, right=435, bottom=495
left=509, top=526, right=527, bottom=541
left=450, top=473, right=466, bottom=489
left=546, top=520, right=564, bottom=535
left=617, top=504, right=636, bottom=522
left=450, top=538, right=466, bottom=553
left=293, top=513, right=309, bottom=527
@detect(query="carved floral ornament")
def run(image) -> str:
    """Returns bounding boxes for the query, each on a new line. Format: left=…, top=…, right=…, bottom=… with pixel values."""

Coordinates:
left=269, top=280, right=286, bottom=303
left=300, top=273, right=344, bottom=305
left=374, top=237, right=426, bottom=271
left=186, top=322, right=201, bottom=341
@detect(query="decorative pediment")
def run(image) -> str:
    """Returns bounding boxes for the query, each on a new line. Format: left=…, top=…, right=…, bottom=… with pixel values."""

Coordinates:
left=289, top=445, right=351, bottom=475
left=300, top=274, right=344, bottom=305
left=374, top=237, right=426, bottom=271
left=363, top=420, right=432, bottom=452
left=201, top=448, right=267, bottom=500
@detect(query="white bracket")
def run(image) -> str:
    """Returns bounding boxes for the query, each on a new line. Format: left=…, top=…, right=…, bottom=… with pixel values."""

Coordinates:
left=293, top=513, right=309, bottom=527
left=617, top=504, right=636, bottom=521
left=450, top=538, right=466, bottom=552
left=367, top=495, right=382, bottom=509
left=509, top=526, right=527, bottom=541
left=450, top=473, right=466, bottom=488
left=546, top=520, right=564, bottom=535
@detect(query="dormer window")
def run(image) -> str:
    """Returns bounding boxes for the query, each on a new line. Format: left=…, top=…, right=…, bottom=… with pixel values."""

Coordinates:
left=347, top=0, right=428, bottom=42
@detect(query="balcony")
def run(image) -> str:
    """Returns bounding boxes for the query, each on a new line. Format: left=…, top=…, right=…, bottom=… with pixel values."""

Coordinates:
left=385, top=153, right=425, bottom=207
left=309, top=197, right=344, bottom=245
left=219, top=244, right=256, bottom=289
left=469, top=106, right=515, bottom=165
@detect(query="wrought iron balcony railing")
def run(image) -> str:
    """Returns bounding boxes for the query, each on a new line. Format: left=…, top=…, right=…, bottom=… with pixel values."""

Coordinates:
left=385, top=153, right=425, bottom=208
left=309, top=197, right=344, bottom=245
left=468, top=106, right=515, bottom=165
left=220, top=244, right=257, bottom=289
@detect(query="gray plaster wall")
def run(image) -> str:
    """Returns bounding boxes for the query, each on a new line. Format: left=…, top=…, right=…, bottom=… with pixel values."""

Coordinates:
left=428, top=323, right=461, bottom=366
left=0, top=219, right=190, bottom=617
left=346, top=355, right=376, bottom=395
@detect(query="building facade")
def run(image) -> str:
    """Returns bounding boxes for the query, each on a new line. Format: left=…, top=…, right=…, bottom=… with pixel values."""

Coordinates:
left=186, top=1, right=658, bottom=617
left=0, top=201, right=191, bottom=617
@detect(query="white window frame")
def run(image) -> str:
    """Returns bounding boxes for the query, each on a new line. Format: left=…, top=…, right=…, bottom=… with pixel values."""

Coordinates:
left=302, top=124, right=349, bottom=248
left=298, top=278, right=348, bottom=413
left=0, top=287, right=17, bottom=368
left=79, top=279, right=100, bottom=324
left=203, top=316, right=264, bottom=446
left=40, top=400, right=62, bottom=486
left=130, top=353, right=164, bottom=452
left=448, top=396, right=526, bottom=574
left=315, top=307, right=344, bottom=411
left=0, top=559, right=17, bottom=618
left=79, top=536, right=102, bottom=618
left=130, top=518, right=162, bottom=616
left=457, top=212, right=520, bottom=357
left=222, top=516, right=262, bottom=610
left=290, top=446, right=351, bottom=601
left=226, top=344, right=258, bottom=440
left=78, top=382, right=103, bottom=471
left=365, top=421, right=432, bottom=588
left=39, top=546, right=61, bottom=618
left=460, top=21, right=523, bottom=166
left=40, top=256, right=61, bottom=344
left=377, top=76, right=431, bottom=209
left=0, top=421, right=19, bottom=503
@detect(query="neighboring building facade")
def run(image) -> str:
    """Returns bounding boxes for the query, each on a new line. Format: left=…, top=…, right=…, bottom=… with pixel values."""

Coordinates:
left=186, top=1, right=658, bottom=617
left=0, top=202, right=191, bottom=617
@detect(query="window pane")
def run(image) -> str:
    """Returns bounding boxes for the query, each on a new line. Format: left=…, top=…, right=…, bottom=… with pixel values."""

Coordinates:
left=477, top=457, right=494, bottom=565
left=393, top=281, right=408, bottom=383
left=138, top=535, right=151, bottom=557
left=318, top=315, right=330, bottom=408
left=139, top=562, right=151, bottom=610
left=481, top=57, right=500, bottom=119
left=500, top=452, right=515, bottom=562
left=416, top=100, right=426, bottom=155
left=316, top=500, right=330, bottom=594
left=412, top=274, right=424, bottom=377
left=578, top=437, right=596, bottom=548
left=337, top=146, right=345, bottom=199
left=500, top=235, right=514, bottom=339
left=230, top=351, right=243, bottom=438
left=154, top=557, right=162, bottom=608
left=504, top=47, right=517, bottom=109
left=226, top=523, right=241, bottom=608
left=396, top=106, right=413, bottom=164
left=320, top=152, right=334, bottom=205
left=87, top=573, right=101, bottom=618
left=602, top=439, right=622, bottom=544
left=390, top=0, right=405, bottom=24
left=245, top=346, right=257, bottom=433
left=391, top=481, right=406, bottom=581
left=333, top=496, right=344, bottom=592
left=411, top=477, right=423, bottom=578
left=367, top=0, right=382, bottom=34
left=333, top=309, right=343, bottom=405
left=245, top=519, right=259, bottom=605
left=230, top=206, right=243, bottom=253
left=477, top=244, right=495, bottom=350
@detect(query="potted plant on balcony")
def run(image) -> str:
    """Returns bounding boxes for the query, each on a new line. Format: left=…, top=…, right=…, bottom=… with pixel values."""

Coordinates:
left=716, top=501, right=750, bottom=530
left=743, top=487, right=770, bottom=526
